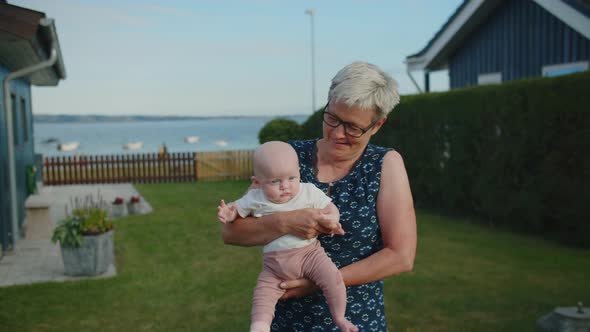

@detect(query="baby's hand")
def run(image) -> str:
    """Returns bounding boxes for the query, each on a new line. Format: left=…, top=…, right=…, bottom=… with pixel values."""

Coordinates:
left=318, top=215, right=345, bottom=236
left=330, top=222, right=345, bottom=236
left=317, top=203, right=344, bottom=236
left=217, top=199, right=237, bottom=224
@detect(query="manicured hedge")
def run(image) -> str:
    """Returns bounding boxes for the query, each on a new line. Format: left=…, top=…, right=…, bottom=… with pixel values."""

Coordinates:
left=299, top=72, right=590, bottom=247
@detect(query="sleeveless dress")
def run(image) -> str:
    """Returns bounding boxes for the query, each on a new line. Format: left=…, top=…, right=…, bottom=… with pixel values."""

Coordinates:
left=271, top=139, right=392, bottom=332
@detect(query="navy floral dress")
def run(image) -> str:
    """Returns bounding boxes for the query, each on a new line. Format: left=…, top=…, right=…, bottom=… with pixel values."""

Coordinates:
left=271, top=139, right=392, bottom=332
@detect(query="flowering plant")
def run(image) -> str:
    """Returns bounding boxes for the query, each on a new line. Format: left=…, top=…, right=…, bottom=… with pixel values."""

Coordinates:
left=112, top=197, right=125, bottom=205
left=129, top=196, right=141, bottom=203
left=52, top=195, right=113, bottom=248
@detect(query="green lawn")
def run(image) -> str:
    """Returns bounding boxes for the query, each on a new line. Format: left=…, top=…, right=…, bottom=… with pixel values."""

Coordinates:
left=0, top=181, right=588, bottom=332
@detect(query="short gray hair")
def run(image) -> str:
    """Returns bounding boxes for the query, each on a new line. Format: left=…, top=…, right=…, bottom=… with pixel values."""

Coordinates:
left=328, top=61, right=400, bottom=118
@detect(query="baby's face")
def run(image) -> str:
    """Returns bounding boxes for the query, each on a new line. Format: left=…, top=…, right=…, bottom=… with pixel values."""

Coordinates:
left=257, top=162, right=301, bottom=204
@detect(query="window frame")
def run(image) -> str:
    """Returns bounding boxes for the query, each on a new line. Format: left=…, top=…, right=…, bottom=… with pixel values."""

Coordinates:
left=542, top=61, right=589, bottom=77
left=477, top=72, right=502, bottom=85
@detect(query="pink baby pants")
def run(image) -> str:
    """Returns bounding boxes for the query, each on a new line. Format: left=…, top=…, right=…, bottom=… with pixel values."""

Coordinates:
left=251, top=240, right=346, bottom=326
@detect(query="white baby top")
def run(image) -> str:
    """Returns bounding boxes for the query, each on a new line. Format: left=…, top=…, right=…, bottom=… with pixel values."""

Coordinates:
left=235, top=183, right=332, bottom=253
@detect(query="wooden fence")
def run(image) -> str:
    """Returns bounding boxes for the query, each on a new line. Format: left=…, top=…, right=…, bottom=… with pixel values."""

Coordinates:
left=195, top=150, right=253, bottom=182
left=42, top=150, right=254, bottom=185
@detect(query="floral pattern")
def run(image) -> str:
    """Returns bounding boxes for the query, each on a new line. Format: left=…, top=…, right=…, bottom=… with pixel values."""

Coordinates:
left=271, top=139, right=391, bottom=332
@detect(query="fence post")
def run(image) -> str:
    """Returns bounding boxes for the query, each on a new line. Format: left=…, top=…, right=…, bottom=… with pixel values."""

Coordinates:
left=193, top=152, right=198, bottom=181
left=64, top=156, right=69, bottom=184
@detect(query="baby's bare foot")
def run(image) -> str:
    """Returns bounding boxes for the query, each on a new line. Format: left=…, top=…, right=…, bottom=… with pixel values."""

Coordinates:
left=334, top=318, right=358, bottom=332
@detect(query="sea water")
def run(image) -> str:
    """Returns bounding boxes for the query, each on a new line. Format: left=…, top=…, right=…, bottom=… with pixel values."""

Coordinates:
left=34, top=115, right=308, bottom=156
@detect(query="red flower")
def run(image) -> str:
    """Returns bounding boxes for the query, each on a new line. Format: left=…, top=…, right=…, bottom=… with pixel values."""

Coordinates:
left=113, top=197, right=125, bottom=205
left=129, top=196, right=141, bottom=203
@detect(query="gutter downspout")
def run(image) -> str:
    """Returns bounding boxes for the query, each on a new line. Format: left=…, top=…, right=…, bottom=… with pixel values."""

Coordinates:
left=3, top=20, right=59, bottom=248
left=406, top=68, right=423, bottom=94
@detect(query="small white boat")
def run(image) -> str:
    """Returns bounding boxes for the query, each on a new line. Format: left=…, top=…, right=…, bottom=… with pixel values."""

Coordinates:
left=184, top=136, right=199, bottom=144
left=57, top=141, right=79, bottom=152
left=214, top=140, right=228, bottom=147
left=123, top=142, right=143, bottom=150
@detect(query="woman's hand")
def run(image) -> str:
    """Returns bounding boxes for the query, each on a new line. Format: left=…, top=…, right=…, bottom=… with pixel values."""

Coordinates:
left=284, top=209, right=336, bottom=239
left=279, top=278, right=318, bottom=300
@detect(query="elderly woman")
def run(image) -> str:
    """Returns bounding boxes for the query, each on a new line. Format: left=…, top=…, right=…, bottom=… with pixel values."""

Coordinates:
left=223, top=61, right=417, bottom=331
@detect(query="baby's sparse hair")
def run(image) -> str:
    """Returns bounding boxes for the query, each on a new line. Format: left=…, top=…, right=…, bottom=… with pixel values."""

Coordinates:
left=328, top=61, right=400, bottom=118
left=253, top=141, right=298, bottom=177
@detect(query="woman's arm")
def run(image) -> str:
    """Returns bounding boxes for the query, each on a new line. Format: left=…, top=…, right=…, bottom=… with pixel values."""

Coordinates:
left=222, top=208, right=337, bottom=246
left=222, top=212, right=287, bottom=246
left=340, top=150, right=416, bottom=285
left=280, top=150, right=416, bottom=297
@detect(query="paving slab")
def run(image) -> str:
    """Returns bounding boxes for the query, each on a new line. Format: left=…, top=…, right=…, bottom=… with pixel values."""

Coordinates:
left=0, top=183, right=152, bottom=287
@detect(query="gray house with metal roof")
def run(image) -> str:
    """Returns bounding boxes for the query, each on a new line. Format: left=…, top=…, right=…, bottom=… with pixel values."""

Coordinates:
left=405, top=0, right=590, bottom=92
left=1, top=1, right=66, bottom=253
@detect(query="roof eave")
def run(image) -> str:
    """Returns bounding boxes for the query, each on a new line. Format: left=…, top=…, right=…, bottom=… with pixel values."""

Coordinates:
left=405, top=56, right=449, bottom=72
left=0, top=3, right=66, bottom=86
left=406, top=0, right=590, bottom=73
left=405, top=0, right=503, bottom=72
left=29, top=18, right=66, bottom=86
left=533, top=0, right=590, bottom=39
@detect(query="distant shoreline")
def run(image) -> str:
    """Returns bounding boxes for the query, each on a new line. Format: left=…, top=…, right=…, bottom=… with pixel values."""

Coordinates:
left=34, top=114, right=307, bottom=124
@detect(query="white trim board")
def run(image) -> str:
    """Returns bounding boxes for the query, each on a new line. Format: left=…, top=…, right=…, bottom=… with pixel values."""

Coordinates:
left=533, top=0, right=590, bottom=40
left=406, top=0, right=487, bottom=72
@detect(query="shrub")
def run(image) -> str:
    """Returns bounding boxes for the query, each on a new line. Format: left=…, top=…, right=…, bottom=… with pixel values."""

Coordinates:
left=258, top=118, right=303, bottom=144
left=371, top=72, right=590, bottom=247
left=300, top=109, right=324, bottom=139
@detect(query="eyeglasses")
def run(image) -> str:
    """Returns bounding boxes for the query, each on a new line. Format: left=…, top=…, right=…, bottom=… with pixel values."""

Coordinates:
left=322, top=105, right=380, bottom=138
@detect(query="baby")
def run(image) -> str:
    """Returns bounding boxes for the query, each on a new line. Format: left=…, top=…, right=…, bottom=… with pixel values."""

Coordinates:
left=218, top=141, right=358, bottom=332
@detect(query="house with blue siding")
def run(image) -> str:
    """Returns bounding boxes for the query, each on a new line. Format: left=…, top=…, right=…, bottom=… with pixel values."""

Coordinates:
left=0, top=1, right=66, bottom=254
left=405, top=0, right=590, bottom=92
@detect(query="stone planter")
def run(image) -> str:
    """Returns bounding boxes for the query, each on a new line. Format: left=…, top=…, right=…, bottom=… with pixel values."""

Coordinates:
left=127, top=202, right=141, bottom=215
left=538, top=303, right=590, bottom=332
left=111, top=204, right=127, bottom=218
left=60, top=230, right=114, bottom=276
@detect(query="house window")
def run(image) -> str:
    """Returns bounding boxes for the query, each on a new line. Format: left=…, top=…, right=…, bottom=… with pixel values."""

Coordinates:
left=477, top=72, right=502, bottom=85
left=542, top=61, right=589, bottom=77
left=21, top=97, right=28, bottom=143
left=10, top=93, right=18, bottom=146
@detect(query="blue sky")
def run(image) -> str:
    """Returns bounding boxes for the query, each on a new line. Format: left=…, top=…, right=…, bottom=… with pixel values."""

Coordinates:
left=15, top=0, right=462, bottom=116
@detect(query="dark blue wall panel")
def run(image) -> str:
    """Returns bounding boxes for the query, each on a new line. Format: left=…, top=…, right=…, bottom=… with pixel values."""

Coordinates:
left=0, top=65, right=34, bottom=251
left=449, top=0, right=590, bottom=88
